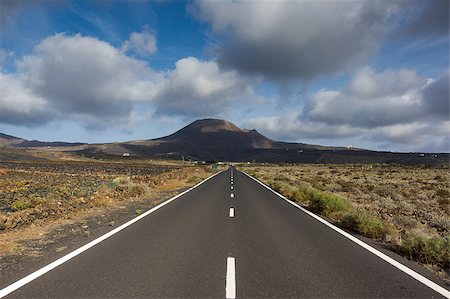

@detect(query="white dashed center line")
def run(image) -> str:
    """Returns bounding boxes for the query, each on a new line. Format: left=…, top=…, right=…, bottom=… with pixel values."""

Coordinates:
left=226, top=257, right=236, bottom=298
left=231, top=186, right=233, bottom=190
left=229, top=208, right=234, bottom=217
left=230, top=193, right=234, bottom=198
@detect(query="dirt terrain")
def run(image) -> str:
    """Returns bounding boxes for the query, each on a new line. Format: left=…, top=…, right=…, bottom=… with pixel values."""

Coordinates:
left=0, top=159, right=216, bottom=283
left=240, top=163, right=449, bottom=282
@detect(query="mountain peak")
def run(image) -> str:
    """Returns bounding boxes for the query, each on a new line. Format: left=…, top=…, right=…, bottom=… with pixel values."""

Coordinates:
left=163, top=119, right=247, bottom=140
left=158, top=118, right=273, bottom=153
left=187, top=118, right=244, bottom=133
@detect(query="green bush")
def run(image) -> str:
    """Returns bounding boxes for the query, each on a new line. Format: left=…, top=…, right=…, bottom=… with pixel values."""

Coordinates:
left=402, top=234, right=450, bottom=268
left=187, top=175, right=204, bottom=184
left=307, top=188, right=352, bottom=218
left=270, top=180, right=296, bottom=198
left=11, top=199, right=32, bottom=211
left=247, top=168, right=449, bottom=270
left=292, top=188, right=309, bottom=204
left=342, top=212, right=387, bottom=239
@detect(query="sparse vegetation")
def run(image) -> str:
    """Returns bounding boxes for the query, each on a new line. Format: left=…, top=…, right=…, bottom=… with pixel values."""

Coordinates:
left=0, top=161, right=216, bottom=233
left=342, top=212, right=388, bottom=239
left=402, top=234, right=450, bottom=269
left=186, top=174, right=208, bottom=184
left=11, top=199, right=33, bottom=212
left=240, top=163, right=449, bottom=279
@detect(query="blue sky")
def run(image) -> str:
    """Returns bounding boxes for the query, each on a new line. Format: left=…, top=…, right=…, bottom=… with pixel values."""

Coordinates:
left=0, top=0, right=448, bottom=152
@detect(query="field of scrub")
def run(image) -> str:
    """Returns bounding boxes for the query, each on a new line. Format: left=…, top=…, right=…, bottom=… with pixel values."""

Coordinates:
left=240, top=164, right=449, bottom=281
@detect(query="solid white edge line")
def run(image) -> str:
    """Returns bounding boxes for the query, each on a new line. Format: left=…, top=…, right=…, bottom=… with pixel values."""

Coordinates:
left=0, top=170, right=224, bottom=299
left=229, top=208, right=234, bottom=218
left=226, top=257, right=236, bottom=299
left=240, top=170, right=450, bottom=299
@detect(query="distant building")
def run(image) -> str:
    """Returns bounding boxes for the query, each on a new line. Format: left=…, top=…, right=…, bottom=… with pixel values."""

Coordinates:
left=123, top=153, right=130, bottom=157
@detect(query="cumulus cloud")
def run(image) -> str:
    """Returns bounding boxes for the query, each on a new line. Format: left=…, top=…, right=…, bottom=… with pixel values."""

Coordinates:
left=191, top=0, right=400, bottom=80
left=154, top=57, right=250, bottom=117
left=245, top=112, right=364, bottom=141
left=122, top=27, right=157, bottom=56
left=305, top=67, right=428, bottom=128
left=0, top=73, right=51, bottom=126
left=0, top=33, right=253, bottom=128
left=245, top=68, right=450, bottom=152
left=13, top=33, right=162, bottom=127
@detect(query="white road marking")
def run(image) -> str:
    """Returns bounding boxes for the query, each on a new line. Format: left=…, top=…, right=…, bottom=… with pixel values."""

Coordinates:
left=231, top=193, right=234, bottom=198
left=241, top=171, right=450, bottom=299
left=231, top=186, right=233, bottom=190
left=0, top=171, right=224, bottom=299
left=226, top=257, right=236, bottom=299
left=229, top=208, right=234, bottom=217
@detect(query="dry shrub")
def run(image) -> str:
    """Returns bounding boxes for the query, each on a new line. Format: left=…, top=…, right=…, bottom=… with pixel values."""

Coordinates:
left=11, top=199, right=33, bottom=212
left=342, top=212, right=388, bottom=240
left=337, top=179, right=356, bottom=192
left=435, top=189, right=450, bottom=198
left=402, top=234, right=450, bottom=269
left=239, top=163, right=449, bottom=274
left=374, top=185, right=394, bottom=198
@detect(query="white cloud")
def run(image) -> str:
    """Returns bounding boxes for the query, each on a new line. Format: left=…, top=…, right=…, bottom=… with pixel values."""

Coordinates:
left=122, top=27, right=157, bottom=56
left=0, top=33, right=254, bottom=127
left=305, top=67, right=429, bottom=128
left=192, top=0, right=402, bottom=80
left=154, top=57, right=253, bottom=117
left=245, top=112, right=366, bottom=141
left=245, top=68, right=450, bottom=152
left=11, top=33, right=163, bottom=127
left=0, top=72, right=50, bottom=125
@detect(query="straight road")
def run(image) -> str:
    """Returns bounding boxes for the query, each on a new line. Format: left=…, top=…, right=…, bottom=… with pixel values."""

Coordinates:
left=1, top=167, right=448, bottom=298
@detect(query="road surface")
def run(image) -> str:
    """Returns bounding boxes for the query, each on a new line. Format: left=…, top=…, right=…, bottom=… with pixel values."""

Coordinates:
left=1, top=167, right=448, bottom=298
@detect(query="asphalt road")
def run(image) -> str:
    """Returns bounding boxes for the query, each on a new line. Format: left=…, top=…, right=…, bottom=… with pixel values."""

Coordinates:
left=2, top=167, right=448, bottom=298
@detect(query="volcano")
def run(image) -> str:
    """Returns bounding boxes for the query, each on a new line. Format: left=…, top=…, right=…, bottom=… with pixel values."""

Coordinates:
left=160, top=118, right=274, bottom=151
left=2, top=119, right=447, bottom=165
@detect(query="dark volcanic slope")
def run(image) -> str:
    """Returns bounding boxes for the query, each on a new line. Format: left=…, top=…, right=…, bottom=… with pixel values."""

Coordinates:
left=84, top=119, right=284, bottom=161
left=78, top=118, right=449, bottom=165
left=3, top=119, right=448, bottom=164
left=157, top=119, right=274, bottom=156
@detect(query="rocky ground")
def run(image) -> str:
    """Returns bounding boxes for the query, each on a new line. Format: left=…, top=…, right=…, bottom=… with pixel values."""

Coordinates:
left=0, top=159, right=216, bottom=286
